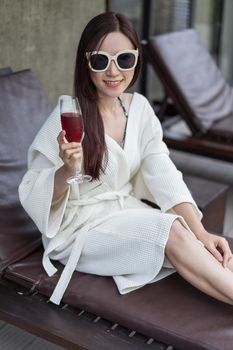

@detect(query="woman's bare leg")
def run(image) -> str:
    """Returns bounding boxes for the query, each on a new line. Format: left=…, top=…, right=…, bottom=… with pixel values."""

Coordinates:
left=165, top=220, right=233, bottom=304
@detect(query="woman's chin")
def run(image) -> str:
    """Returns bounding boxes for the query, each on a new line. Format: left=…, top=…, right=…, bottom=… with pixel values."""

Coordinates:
left=100, top=85, right=127, bottom=98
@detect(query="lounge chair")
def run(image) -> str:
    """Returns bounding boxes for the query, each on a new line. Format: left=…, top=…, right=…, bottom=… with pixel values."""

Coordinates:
left=142, top=29, right=233, bottom=163
left=0, top=68, right=232, bottom=350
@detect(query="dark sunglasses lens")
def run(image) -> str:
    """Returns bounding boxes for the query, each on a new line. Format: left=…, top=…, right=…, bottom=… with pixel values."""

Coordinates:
left=117, top=53, right=136, bottom=69
left=90, top=54, right=108, bottom=70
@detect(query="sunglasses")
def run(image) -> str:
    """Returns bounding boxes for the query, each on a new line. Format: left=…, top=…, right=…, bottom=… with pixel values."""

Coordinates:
left=86, top=49, right=139, bottom=72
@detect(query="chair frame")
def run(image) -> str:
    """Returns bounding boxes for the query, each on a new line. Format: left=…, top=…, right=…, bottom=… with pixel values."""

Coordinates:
left=142, top=38, right=233, bottom=163
left=0, top=278, right=162, bottom=350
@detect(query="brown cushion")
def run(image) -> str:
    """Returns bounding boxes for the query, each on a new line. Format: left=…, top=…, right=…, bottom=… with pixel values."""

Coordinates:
left=0, top=207, right=42, bottom=271
left=5, top=237, right=233, bottom=350
left=149, top=30, right=233, bottom=133
left=0, top=69, right=51, bottom=270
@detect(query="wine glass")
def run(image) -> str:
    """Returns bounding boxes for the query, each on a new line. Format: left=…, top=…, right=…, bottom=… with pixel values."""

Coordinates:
left=60, top=96, right=92, bottom=184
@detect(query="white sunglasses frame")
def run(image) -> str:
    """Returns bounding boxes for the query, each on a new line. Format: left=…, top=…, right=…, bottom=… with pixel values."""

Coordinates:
left=86, top=49, right=139, bottom=72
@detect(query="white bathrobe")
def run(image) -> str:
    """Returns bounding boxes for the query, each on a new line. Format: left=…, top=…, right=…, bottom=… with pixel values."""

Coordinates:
left=19, top=92, right=202, bottom=305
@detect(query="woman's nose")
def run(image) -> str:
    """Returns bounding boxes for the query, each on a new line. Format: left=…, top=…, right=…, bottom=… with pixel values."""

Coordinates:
left=106, top=59, right=120, bottom=75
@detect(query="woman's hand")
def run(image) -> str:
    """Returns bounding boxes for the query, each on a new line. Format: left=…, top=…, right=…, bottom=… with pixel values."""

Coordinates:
left=57, top=130, right=83, bottom=175
left=172, top=203, right=232, bottom=268
left=200, top=231, right=232, bottom=268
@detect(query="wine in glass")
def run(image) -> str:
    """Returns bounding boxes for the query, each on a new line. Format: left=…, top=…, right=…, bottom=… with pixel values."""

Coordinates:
left=60, top=97, right=92, bottom=184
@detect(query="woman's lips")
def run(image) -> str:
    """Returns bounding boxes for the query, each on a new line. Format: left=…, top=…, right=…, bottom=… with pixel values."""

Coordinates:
left=103, top=80, right=123, bottom=88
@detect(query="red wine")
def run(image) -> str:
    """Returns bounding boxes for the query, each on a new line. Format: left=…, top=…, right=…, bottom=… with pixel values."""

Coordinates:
left=61, top=112, right=84, bottom=142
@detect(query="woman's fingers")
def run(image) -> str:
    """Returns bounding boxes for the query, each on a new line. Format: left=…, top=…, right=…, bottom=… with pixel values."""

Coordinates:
left=206, top=236, right=233, bottom=268
left=57, top=131, right=83, bottom=174
left=60, top=147, right=82, bottom=165
left=59, top=142, right=81, bottom=153
left=217, top=238, right=233, bottom=268
left=207, top=242, right=224, bottom=263
left=57, top=130, right=66, bottom=144
left=63, top=148, right=82, bottom=161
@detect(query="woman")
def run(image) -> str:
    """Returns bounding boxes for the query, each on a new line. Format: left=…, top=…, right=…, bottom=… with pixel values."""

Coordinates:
left=19, top=12, right=233, bottom=306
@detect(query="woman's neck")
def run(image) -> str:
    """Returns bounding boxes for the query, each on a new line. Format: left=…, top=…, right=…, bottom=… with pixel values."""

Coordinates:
left=98, top=94, right=123, bottom=115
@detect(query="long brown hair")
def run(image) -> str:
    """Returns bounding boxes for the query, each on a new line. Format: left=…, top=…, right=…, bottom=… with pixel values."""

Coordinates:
left=74, top=12, right=142, bottom=179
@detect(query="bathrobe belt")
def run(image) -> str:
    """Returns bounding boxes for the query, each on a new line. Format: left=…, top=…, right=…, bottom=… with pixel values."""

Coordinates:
left=43, top=184, right=133, bottom=305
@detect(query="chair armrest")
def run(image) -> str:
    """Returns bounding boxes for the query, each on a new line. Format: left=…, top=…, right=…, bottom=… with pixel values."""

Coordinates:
left=163, top=129, right=233, bottom=162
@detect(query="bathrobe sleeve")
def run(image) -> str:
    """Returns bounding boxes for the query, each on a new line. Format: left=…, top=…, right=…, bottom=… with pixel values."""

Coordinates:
left=18, top=96, right=76, bottom=239
left=139, top=97, right=202, bottom=219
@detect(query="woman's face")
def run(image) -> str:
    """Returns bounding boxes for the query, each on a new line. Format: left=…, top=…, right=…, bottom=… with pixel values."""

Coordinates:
left=88, top=32, right=136, bottom=99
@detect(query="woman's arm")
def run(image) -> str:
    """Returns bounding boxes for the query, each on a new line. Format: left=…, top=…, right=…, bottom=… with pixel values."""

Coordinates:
left=173, top=202, right=232, bottom=267
left=172, top=202, right=206, bottom=240
left=53, top=165, right=71, bottom=202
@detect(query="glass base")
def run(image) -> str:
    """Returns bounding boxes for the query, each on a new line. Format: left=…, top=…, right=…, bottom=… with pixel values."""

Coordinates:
left=66, top=173, right=92, bottom=185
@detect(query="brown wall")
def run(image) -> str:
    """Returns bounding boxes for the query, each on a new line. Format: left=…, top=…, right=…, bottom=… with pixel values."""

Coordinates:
left=0, top=0, right=105, bottom=105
